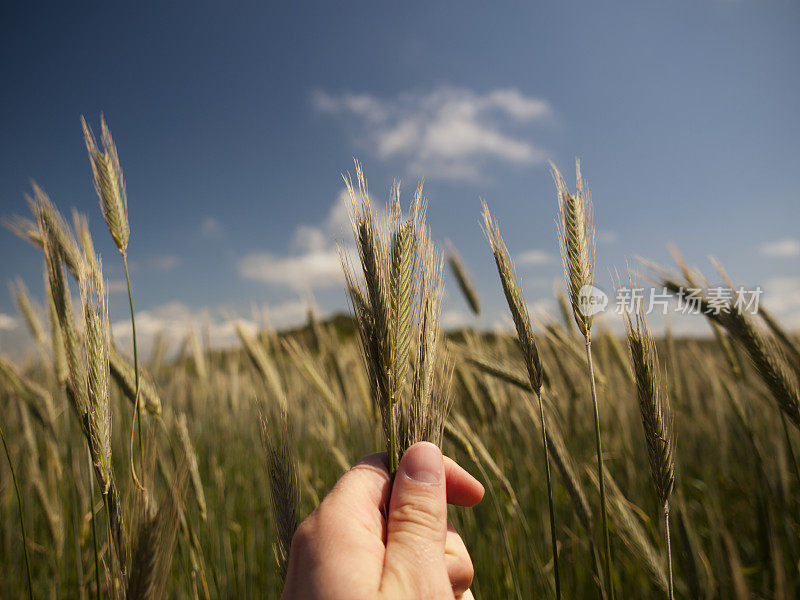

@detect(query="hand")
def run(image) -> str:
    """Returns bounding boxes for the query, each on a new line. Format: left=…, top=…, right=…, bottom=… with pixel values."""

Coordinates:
left=281, top=442, right=485, bottom=600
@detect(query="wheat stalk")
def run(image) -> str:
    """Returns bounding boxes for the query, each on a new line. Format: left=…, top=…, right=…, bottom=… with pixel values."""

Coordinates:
left=46, top=283, right=68, bottom=386
left=28, top=183, right=85, bottom=280
left=653, top=260, right=800, bottom=429
left=552, top=160, right=615, bottom=600
left=260, top=412, right=299, bottom=584
left=622, top=290, right=675, bottom=600
left=389, top=183, right=417, bottom=414
left=446, top=240, right=481, bottom=315
left=0, top=358, right=57, bottom=440
left=83, top=114, right=146, bottom=493
left=72, top=209, right=99, bottom=273
left=553, top=160, right=594, bottom=337
left=108, top=345, right=163, bottom=416
left=445, top=415, right=523, bottom=600
left=342, top=162, right=449, bottom=473
left=282, top=338, right=346, bottom=428
left=80, top=261, right=113, bottom=495
left=10, top=278, right=46, bottom=346
left=127, top=471, right=186, bottom=600
left=587, top=466, right=669, bottom=592
left=177, top=414, right=208, bottom=522
left=481, top=202, right=561, bottom=599
left=0, top=423, right=34, bottom=600
left=235, top=322, right=287, bottom=412
left=82, top=116, right=129, bottom=255
left=342, top=161, right=396, bottom=468
left=39, top=200, right=88, bottom=425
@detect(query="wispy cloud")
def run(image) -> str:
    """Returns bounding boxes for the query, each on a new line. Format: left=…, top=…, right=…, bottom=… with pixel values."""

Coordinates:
left=258, top=299, right=309, bottom=328
left=517, top=249, right=555, bottom=265
left=441, top=309, right=472, bottom=330
left=0, top=313, right=17, bottom=331
left=238, top=250, right=343, bottom=291
left=763, top=276, right=800, bottom=329
left=760, top=237, right=800, bottom=258
left=150, top=254, right=181, bottom=271
left=313, top=86, right=552, bottom=180
left=127, top=254, right=182, bottom=273
left=107, top=279, right=128, bottom=294
left=111, top=301, right=256, bottom=353
left=201, top=217, right=225, bottom=240
left=238, top=191, right=354, bottom=291
left=111, top=299, right=313, bottom=356
left=597, top=230, right=619, bottom=244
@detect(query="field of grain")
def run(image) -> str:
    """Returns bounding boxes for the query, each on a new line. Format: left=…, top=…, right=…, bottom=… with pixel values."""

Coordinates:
left=1, top=119, right=799, bottom=599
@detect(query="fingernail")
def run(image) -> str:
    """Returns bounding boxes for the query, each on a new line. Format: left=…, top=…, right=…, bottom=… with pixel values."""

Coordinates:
left=403, top=442, right=442, bottom=484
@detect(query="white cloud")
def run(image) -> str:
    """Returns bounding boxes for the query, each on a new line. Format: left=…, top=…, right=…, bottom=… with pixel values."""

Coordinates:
left=150, top=254, right=181, bottom=271
left=763, top=277, right=800, bottom=329
left=522, top=276, right=556, bottom=289
left=597, top=230, right=619, bottom=245
left=527, top=299, right=557, bottom=322
left=261, top=300, right=309, bottom=328
left=0, top=313, right=17, bottom=331
left=290, top=225, right=329, bottom=254
left=314, top=86, right=552, bottom=180
left=107, top=279, right=128, bottom=294
left=239, top=190, right=360, bottom=292
left=517, top=249, right=555, bottom=265
left=201, top=217, right=225, bottom=240
left=112, top=301, right=261, bottom=355
left=441, top=309, right=472, bottom=330
left=111, top=299, right=317, bottom=359
left=238, top=250, right=343, bottom=291
left=760, top=238, right=800, bottom=258
left=128, top=255, right=182, bottom=274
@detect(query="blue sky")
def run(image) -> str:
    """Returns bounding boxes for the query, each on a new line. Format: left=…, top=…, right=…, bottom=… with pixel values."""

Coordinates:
left=1, top=1, right=799, bottom=354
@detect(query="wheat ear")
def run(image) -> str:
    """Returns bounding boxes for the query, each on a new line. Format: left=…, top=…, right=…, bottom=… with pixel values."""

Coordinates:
left=342, top=161, right=396, bottom=469
left=10, top=278, right=45, bottom=345
left=83, top=114, right=146, bottom=492
left=446, top=240, right=481, bottom=315
left=29, top=183, right=85, bottom=279
left=623, top=292, right=675, bottom=600
left=482, top=202, right=561, bottom=599
left=39, top=201, right=88, bottom=425
left=177, top=414, right=208, bottom=522
left=260, top=411, right=300, bottom=584
left=0, top=423, right=34, bottom=600
left=82, top=115, right=129, bottom=254
left=80, top=260, right=113, bottom=495
left=552, top=160, right=615, bottom=600
left=127, top=470, right=186, bottom=600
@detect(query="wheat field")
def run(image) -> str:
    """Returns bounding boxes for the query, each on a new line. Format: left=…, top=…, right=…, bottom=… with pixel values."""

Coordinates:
left=1, top=119, right=799, bottom=599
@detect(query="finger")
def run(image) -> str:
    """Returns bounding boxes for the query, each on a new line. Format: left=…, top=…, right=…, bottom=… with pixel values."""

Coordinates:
left=322, top=452, right=391, bottom=538
left=445, top=527, right=474, bottom=596
left=444, top=456, right=485, bottom=507
left=381, top=442, right=452, bottom=596
left=286, top=453, right=391, bottom=595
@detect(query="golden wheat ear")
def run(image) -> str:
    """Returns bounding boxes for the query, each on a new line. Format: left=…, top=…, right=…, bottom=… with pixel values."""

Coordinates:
left=82, top=115, right=130, bottom=255
left=481, top=200, right=562, bottom=598
left=80, top=259, right=113, bottom=495
left=446, top=239, right=481, bottom=316
left=127, top=467, right=187, bottom=600
left=552, top=160, right=595, bottom=338
left=260, top=411, right=300, bottom=585
left=481, top=202, right=543, bottom=393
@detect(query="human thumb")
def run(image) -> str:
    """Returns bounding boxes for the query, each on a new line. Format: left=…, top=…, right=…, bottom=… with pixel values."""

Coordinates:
left=381, top=442, right=452, bottom=598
